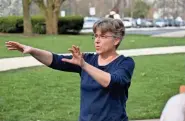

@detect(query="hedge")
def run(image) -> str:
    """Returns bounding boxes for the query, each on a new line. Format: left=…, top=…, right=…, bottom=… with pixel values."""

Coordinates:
left=0, top=16, right=84, bottom=34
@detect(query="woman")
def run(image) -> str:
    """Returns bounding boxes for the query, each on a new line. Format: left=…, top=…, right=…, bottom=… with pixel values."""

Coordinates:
left=5, top=18, right=135, bottom=121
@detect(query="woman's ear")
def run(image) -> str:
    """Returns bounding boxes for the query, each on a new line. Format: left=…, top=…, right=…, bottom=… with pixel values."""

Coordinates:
left=114, top=38, right=121, bottom=46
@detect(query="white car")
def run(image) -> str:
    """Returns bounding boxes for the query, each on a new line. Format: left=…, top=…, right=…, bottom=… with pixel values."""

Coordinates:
left=122, top=18, right=132, bottom=28
left=83, top=17, right=99, bottom=29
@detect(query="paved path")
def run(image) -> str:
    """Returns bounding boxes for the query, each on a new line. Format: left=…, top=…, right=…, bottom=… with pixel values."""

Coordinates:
left=152, top=30, right=185, bottom=37
left=0, top=46, right=185, bottom=72
left=81, top=26, right=185, bottom=36
left=132, top=119, right=159, bottom=121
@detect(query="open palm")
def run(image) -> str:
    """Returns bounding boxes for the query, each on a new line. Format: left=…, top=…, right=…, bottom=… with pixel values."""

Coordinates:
left=5, top=41, right=32, bottom=54
left=62, top=45, right=84, bottom=67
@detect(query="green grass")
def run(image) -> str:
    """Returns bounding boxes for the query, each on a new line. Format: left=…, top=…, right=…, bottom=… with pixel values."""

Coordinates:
left=127, top=54, right=185, bottom=119
left=0, top=34, right=185, bottom=58
left=0, top=54, right=185, bottom=121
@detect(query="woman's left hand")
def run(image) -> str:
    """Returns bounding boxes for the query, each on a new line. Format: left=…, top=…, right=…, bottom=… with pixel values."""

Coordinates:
left=61, top=45, right=85, bottom=67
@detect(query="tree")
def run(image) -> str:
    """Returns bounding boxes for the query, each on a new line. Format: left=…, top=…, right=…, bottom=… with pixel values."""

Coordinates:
left=33, top=0, right=66, bottom=34
left=130, top=0, right=134, bottom=18
left=69, top=0, right=78, bottom=15
left=122, top=0, right=135, bottom=18
left=111, top=0, right=126, bottom=14
left=177, top=0, right=185, bottom=18
left=22, top=0, right=32, bottom=36
left=133, top=0, right=150, bottom=18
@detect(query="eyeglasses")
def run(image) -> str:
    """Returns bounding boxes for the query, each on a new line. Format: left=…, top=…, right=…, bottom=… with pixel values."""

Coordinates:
left=92, top=34, right=116, bottom=40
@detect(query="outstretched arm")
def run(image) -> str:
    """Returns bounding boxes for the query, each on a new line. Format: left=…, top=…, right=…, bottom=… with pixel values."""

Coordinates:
left=6, top=41, right=53, bottom=66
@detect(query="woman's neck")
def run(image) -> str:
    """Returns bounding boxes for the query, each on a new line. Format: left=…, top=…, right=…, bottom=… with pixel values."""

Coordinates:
left=98, top=51, right=119, bottom=66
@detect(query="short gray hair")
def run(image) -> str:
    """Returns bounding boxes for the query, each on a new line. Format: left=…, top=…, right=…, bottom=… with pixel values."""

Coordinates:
left=93, top=18, right=125, bottom=49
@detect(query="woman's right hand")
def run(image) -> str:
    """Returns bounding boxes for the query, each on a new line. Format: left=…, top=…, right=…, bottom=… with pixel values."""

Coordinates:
left=5, top=41, right=32, bottom=54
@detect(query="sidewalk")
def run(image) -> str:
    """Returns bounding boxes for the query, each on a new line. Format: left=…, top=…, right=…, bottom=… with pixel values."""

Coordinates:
left=0, top=46, right=185, bottom=72
left=132, top=119, right=159, bottom=121
left=152, top=30, right=185, bottom=38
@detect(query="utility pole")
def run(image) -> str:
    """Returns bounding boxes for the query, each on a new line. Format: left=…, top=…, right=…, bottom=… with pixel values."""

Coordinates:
left=163, top=0, right=166, bottom=18
left=69, top=0, right=74, bottom=15
left=130, top=0, right=134, bottom=18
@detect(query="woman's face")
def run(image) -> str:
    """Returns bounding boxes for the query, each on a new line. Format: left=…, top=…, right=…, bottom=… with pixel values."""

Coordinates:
left=93, top=29, right=120, bottom=55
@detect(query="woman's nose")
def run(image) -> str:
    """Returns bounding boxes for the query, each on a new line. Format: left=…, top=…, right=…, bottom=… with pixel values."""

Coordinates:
left=94, top=38, right=100, bottom=43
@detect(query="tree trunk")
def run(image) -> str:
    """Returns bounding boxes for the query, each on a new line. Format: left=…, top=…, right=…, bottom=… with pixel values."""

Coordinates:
left=52, top=10, right=59, bottom=34
left=45, top=6, right=53, bottom=34
left=34, top=0, right=65, bottom=35
left=44, top=11, right=52, bottom=34
left=130, top=0, right=134, bottom=18
left=44, top=0, right=61, bottom=34
left=22, top=0, right=32, bottom=36
left=74, top=0, right=79, bottom=15
left=52, top=0, right=61, bottom=34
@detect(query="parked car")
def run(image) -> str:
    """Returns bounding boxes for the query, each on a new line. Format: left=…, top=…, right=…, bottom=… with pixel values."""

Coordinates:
left=167, top=19, right=175, bottom=26
left=140, top=19, right=154, bottom=27
left=122, top=18, right=132, bottom=28
left=174, top=17, right=184, bottom=26
left=154, top=19, right=166, bottom=27
left=83, top=17, right=100, bottom=29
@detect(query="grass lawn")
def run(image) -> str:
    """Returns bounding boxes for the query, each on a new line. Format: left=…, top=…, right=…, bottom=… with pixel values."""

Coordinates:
left=0, top=54, right=185, bottom=121
left=0, top=34, right=185, bottom=58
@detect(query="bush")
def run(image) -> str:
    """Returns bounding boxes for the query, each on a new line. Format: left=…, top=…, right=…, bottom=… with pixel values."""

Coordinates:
left=58, top=16, right=84, bottom=34
left=0, top=16, right=84, bottom=34
left=0, top=16, right=23, bottom=33
left=31, top=16, right=46, bottom=34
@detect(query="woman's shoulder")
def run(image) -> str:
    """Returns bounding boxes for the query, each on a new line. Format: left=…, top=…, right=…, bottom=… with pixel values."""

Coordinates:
left=116, top=55, right=135, bottom=69
left=119, top=55, right=135, bottom=64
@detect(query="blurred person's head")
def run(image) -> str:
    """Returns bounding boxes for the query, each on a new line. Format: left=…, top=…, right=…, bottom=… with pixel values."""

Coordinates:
left=180, top=85, right=185, bottom=93
left=92, top=18, right=125, bottom=55
left=105, top=11, right=121, bottom=20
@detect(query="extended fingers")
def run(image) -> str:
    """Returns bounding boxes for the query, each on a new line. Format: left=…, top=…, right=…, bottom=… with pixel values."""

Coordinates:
left=5, top=44, right=13, bottom=47
left=68, top=45, right=81, bottom=58
left=5, top=41, right=19, bottom=47
left=72, top=45, right=81, bottom=54
left=68, top=47, right=78, bottom=58
left=8, top=48, right=18, bottom=50
left=72, top=45, right=77, bottom=53
left=68, top=48, right=74, bottom=53
left=5, top=41, right=12, bottom=46
left=6, top=41, right=17, bottom=45
left=5, top=42, right=15, bottom=48
left=76, top=46, right=80, bottom=52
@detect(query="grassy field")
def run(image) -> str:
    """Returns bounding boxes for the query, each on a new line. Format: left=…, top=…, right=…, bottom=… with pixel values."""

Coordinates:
left=0, top=54, right=185, bottom=121
left=0, top=34, right=185, bottom=58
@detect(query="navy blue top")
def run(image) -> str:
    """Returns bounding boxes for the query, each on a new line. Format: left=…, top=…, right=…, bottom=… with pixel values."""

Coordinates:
left=49, top=53, right=135, bottom=121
